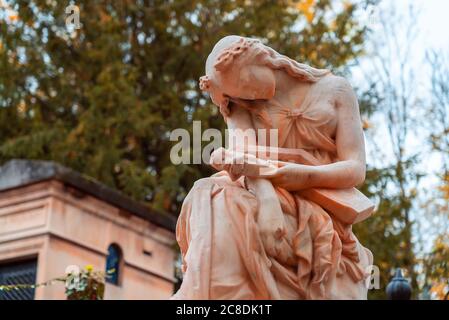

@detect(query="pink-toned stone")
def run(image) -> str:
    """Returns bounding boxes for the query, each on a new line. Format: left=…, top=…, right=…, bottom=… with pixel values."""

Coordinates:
left=173, top=35, right=374, bottom=300
left=0, top=180, right=175, bottom=300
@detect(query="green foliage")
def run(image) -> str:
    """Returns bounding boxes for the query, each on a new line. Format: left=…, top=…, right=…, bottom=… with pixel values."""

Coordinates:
left=0, top=0, right=368, bottom=214
left=355, top=161, right=420, bottom=299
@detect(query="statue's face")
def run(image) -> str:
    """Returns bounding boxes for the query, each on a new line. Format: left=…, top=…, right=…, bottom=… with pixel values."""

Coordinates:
left=215, top=62, right=276, bottom=101
left=202, top=35, right=277, bottom=112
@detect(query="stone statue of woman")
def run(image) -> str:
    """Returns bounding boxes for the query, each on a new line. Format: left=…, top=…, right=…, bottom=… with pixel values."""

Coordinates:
left=172, top=35, right=374, bottom=300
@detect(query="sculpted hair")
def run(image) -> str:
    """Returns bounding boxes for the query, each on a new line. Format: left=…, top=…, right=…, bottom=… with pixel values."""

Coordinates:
left=199, top=36, right=330, bottom=116
left=207, top=36, right=330, bottom=84
left=262, top=45, right=330, bottom=82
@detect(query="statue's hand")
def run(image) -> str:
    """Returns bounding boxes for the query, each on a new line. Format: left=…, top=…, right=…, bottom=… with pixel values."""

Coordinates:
left=270, top=163, right=310, bottom=191
left=209, top=147, right=244, bottom=181
left=210, top=147, right=277, bottom=181
left=257, top=204, right=295, bottom=265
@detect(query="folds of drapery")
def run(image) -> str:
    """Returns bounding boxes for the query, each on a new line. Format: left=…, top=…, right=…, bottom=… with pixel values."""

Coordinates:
left=172, top=171, right=373, bottom=300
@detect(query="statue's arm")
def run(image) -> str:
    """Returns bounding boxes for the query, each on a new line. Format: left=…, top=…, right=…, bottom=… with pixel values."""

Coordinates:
left=269, top=77, right=366, bottom=190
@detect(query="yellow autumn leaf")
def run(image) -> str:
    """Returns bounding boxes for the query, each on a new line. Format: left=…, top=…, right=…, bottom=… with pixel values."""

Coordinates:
left=430, top=282, right=448, bottom=300
left=343, top=0, right=353, bottom=10
left=362, top=119, right=372, bottom=130
left=99, top=11, right=111, bottom=23
left=309, top=50, right=318, bottom=62
left=291, top=0, right=316, bottom=23
left=8, top=14, right=18, bottom=22
left=304, top=11, right=314, bottom=23
left=17, top=100, right=26, bottom=115
left=329, top=19, right=337, bottom=31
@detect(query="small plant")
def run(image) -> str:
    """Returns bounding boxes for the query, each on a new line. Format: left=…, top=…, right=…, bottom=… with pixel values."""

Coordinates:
left=65, top=265, right=106, bottom=300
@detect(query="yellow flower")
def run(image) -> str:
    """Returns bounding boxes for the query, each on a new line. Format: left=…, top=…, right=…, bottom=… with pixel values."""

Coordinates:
left=85, top=264, right=94, bottom=272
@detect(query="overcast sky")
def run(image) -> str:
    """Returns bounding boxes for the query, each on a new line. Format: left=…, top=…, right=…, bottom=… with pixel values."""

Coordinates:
left=413, top=0, right=449, bottom=51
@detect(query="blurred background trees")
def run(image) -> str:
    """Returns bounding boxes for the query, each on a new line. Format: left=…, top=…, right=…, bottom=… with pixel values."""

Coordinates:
left=353, top=3, right=423, bottom=298
left=419, top=49, right=449, bottom=300
left=351, top=2, right=449, bottom=299
left=0, top=0, right=448, bottom=299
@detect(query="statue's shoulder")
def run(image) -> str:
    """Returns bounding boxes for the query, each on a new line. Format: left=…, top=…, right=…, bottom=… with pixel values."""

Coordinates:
left=317, top=74, right=352, bottom=89
left=316, top=74, right=355, bottom=100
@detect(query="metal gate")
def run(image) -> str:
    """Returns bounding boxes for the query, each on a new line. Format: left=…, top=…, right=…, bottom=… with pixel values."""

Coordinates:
left=0, top=259, right=37, bottom=300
